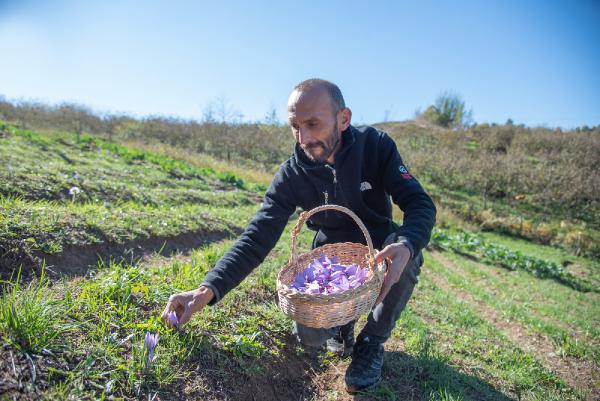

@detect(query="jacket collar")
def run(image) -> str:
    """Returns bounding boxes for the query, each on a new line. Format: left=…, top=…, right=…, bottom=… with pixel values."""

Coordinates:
left=293, top=125, right=356, bottom=170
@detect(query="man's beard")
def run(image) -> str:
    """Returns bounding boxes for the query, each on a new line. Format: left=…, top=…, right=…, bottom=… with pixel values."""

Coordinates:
left=300, top=120, right=342, bottom=163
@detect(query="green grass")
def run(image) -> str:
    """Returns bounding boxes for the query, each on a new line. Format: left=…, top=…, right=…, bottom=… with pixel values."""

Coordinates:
left=423, top=179, right=600, bottom=259
left=0, top=122, right=262, bottom=260
left=2, top=220, right=595, bottom=400
left=478, top=230, right=600, bottom=285
left=1, top=121, right=598, bottom=400
left=431, top=228, right=598, bottom=293
left=427, top=251, right=600, bottom=357
left=393, top=272, right=585, bottom=401
left=0, top=268, right=65, bottom=353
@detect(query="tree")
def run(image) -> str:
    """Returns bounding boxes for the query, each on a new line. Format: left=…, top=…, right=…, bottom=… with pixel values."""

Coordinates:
left=422, top=91, right=472, bottom=129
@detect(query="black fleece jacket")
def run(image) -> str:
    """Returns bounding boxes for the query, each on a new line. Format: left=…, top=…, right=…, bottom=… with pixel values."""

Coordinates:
left=201, top=125, right=436, bottom=304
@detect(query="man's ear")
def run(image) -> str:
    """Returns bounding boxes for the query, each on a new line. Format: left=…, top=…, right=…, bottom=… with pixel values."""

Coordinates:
left=338, top=107, right=352, bottom=131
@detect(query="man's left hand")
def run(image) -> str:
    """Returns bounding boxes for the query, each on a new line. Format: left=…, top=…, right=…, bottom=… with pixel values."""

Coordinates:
left=373, top=242, right=411, bottom=305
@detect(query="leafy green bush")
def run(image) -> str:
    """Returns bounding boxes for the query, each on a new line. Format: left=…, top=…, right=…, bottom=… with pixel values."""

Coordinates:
left=431, top=229, right=598, bottom=293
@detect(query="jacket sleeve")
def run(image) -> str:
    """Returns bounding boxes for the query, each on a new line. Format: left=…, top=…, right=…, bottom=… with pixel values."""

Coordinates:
left=379, top=133, right=436, bottom=257
left=200, top=165, right=297, bottom=305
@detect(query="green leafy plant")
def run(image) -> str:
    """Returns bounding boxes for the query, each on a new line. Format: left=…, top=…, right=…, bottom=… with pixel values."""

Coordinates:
left=431, top=229, right=598, bottom=293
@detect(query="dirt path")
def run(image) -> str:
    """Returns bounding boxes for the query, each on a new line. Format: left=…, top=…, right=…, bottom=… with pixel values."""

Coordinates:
left=429, top=250, right=599, bottom=400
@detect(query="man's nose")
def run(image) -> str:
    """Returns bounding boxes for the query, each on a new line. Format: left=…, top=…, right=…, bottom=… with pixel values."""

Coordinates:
left=297, top=128, right=313, bottom=145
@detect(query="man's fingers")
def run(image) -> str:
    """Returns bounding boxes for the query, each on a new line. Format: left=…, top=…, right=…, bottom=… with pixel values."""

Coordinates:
left=374, top=264, right=403, bottom=305
left=161, top=298, right=176, bottom=323
left=374, top=244, right=395, bottom=263
left=178, top=303, right=194, bottom=325
left=375, top=272, right=395, bottom=305
left=375, top=275, right=394, bottom=305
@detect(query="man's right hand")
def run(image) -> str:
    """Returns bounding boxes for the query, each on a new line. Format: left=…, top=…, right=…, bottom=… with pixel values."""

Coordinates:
left=161, top=286, right=214, bottom=327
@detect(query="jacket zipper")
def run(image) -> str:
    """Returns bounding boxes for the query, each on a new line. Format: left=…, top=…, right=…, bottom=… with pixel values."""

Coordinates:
left=326, top=165, right=337, bottom=199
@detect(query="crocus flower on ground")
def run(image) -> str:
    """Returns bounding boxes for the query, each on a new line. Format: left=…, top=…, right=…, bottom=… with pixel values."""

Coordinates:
left=167, top=310, right=179, bottom=327
left=144, top=332, right=159, bottom=365
left=290, top=253, right=369, bottom=295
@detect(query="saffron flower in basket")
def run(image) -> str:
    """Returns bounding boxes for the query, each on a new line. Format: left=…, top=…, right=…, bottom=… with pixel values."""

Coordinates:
left=289, top=253, right=369, bottom=295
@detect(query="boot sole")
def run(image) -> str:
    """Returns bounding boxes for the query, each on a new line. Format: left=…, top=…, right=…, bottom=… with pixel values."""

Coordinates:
left=344, top=376, right=382, bottom=394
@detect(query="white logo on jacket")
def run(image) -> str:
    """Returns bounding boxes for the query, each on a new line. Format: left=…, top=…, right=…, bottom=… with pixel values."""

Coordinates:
left=360, top=181, right=372, bottom=191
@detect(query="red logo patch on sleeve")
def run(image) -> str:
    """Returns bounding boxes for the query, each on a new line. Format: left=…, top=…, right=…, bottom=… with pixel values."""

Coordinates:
left=399, top=165, right=412, bottom=180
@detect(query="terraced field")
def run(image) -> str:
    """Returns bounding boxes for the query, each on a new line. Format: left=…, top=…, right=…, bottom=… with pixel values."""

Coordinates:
left=0, top=123, right=597, bottom=400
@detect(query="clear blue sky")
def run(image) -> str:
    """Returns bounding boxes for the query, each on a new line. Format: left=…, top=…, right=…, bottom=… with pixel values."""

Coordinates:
left=1, top=0, right=598, bottom=128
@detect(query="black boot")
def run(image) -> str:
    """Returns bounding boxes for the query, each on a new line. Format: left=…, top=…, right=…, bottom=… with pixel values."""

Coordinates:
left=326, top=320, right=355, bottom=357
left=344, top=334, right=384, bottom=393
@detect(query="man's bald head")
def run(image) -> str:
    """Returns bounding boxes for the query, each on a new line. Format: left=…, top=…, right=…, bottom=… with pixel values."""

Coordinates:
left=289, top=78, right=346, bottom=117
left=287, top=79, right=352, bottom=164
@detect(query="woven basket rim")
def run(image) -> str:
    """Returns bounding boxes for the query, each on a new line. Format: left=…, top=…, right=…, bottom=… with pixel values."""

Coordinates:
left=276, top=240, right=384, bottom=303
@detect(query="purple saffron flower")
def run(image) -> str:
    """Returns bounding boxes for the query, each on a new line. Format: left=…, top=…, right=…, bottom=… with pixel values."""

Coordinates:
left=355, top=267, right=367, bottom=283
left=144, top=332, right=159, bottom=364
left=349, top=278, right=361, bottom=289
left=330, top=263, right=345, bottom=272
left=330, top=270, right=345, bottom=280
left=167, top=311, right=179, bottom=328
left=345, top=264, right=358, bottom=276
left=306, top=282, right=321, bottom=294
left=290, top=254, right=369, bottom=295
left=304, top=268, right=316, bottom=282
left=293, top=272, right=305, bottom=287
left=337, top=275, right=350, bottom=291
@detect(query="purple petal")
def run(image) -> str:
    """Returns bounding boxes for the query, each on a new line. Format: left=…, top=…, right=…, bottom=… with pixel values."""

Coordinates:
left=330, top=270, right=345, bottom=280
left=145, top=332, right=159, bottom=354
left=344, top=264, right=358, bottom=276
left=349, top=279, right=361, bottom=288
left=293, top=272, right=305, bottom=286
left=337, top=275, right=350, bottom=291
left=355, top=267, right=367, bottom=282
left=330, top=263, right=345, bottom=272
left=167, top=311, right=179, bottom=327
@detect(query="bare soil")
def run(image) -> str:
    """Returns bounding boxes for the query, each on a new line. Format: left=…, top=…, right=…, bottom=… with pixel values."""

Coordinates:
left=0, top=227, right=242, bottom=284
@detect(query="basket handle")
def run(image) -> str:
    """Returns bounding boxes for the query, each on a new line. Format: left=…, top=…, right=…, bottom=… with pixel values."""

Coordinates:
left=290, top=204, right=376, bottom=268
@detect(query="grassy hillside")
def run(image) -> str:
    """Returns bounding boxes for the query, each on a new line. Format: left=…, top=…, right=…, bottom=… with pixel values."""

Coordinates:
left=378, top=121, right=600, bottom=259
left=2, top=100, right=599, bottom=256
left=0, top=122, right=262, bottom=280
left=0, top=122, right=598, bottom=400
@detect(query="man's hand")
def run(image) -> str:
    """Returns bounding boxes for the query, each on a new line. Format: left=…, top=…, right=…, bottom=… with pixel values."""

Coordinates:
left=161, top=286, right=214, bottom=327
left=373, top=242, right=411, bottom=305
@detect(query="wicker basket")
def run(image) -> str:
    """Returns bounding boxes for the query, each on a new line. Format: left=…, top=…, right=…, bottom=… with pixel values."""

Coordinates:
left=276, top=205, right=384, bottom=328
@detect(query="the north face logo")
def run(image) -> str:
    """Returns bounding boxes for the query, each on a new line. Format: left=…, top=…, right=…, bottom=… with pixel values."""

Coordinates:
left=399, top=165, right=412, bottom=180
left=360, top=181, right=372, bottom=191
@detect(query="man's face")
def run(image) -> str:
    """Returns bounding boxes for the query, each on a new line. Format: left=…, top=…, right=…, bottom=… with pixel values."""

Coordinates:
left=287, top=87, right=344, bottom=164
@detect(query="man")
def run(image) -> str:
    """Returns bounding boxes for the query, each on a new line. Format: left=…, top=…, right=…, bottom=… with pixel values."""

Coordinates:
left=162, top=78, right=436, bottom=392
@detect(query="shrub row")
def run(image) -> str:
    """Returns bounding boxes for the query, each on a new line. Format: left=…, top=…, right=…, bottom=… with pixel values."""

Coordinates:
left=431, top=229, right=598, bottom=293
